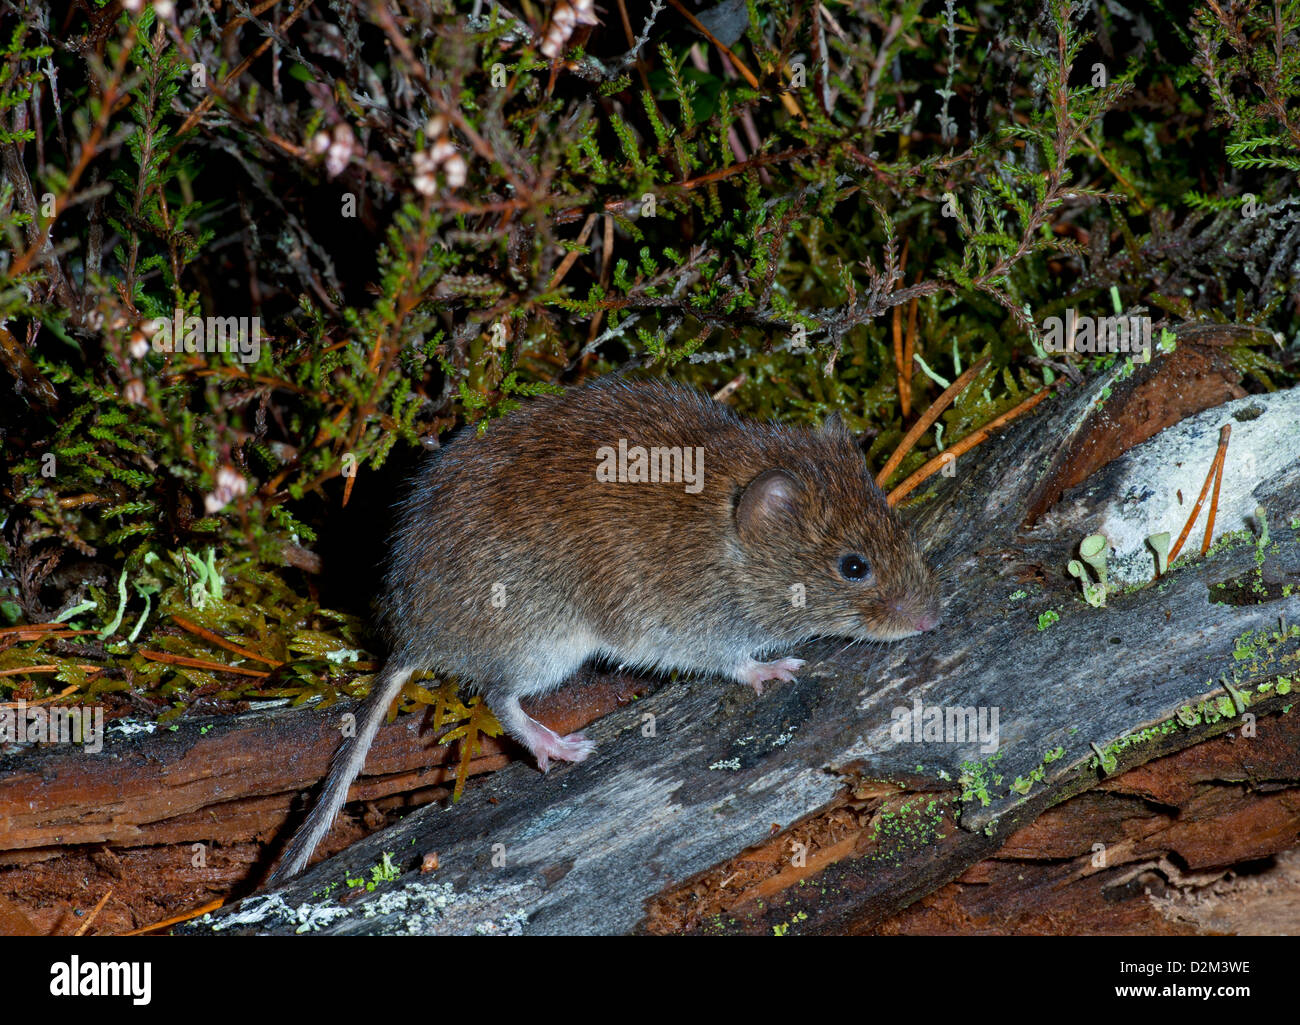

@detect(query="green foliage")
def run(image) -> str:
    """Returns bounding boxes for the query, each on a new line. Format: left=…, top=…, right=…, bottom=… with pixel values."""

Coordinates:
left=1194, top=0, right=1300, bottom=174
left=0, top=18, right=51, bottom=146
left=108, top=12, right=210, bottom=312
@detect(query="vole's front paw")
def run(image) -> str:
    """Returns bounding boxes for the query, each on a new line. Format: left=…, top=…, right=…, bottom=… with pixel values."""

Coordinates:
left=737, top=656, right=806, bottom=695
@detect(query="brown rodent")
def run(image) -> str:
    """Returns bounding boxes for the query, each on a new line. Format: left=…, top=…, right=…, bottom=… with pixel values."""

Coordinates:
left=269, top=376, right=940, bottom=880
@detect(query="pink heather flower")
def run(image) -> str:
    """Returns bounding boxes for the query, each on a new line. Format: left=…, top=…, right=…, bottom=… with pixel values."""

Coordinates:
left=205, top=464, right=249, bottom=513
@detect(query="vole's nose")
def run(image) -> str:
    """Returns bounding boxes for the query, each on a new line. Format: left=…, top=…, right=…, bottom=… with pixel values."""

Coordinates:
left=889, top=600, right=941, bottom=633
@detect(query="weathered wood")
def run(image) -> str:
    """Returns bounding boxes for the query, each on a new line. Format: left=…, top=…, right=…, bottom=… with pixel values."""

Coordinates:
left=174, top=338, right=1300, bottom=935
left=865, top=712, right=1300, bottom=935
left=0, top=674, right=641, bottom=855
left=643, top=703, right=1300, bottom=934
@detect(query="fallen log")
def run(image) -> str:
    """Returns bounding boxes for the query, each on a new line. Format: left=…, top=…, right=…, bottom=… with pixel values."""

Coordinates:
left=164, top=328, right=1299, bottom=935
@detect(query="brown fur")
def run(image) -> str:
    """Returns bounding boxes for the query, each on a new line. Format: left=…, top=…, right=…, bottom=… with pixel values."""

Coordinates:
left=383, top=375, right=939, bottom=689
left=270, top=376, right=939, bottom=881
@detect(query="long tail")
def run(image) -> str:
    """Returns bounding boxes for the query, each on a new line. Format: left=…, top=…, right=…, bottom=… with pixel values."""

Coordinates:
left=267, top=662, right=416, bottom=884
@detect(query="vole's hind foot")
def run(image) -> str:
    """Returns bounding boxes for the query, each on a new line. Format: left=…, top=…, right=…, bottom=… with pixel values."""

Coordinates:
left=737, top=656, right=805, bottom=695
left=530, top=726, right=597, bottom=773
left=493, top=692, right=597, bottom=772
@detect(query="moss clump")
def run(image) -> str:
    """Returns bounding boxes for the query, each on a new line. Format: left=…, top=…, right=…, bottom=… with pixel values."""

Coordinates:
left=865, top=798, right=948, bottom=866
left=958, top=750, right=1005, bottom=808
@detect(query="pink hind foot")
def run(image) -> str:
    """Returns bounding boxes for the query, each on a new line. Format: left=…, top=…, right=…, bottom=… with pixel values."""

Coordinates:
left=492, top=693, right=598, bottom=772
left=516, top=716, right=597, bottom=773
left=737, top=656, right=806, bottom=695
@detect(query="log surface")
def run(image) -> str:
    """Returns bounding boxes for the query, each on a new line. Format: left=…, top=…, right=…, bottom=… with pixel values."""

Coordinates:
left=171, top=343, right=1300, bottom=935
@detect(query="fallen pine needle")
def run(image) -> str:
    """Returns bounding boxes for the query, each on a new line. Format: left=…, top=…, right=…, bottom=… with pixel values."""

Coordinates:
left=548, top=213, right=600, bottom=290
left=1168, top=424, right=1231, bottom=564
left=877, top=355, right=992, bottom=489
left=0, top=683, right=81, bottom=706
left=664, top=0, right=805, bottom=123
left=891, top=242, right=911, bottom=419
left=170, top=614, right=284, bottom=668
left=73, top=889, right=113, bottom=936
left=887, top=386, right=1053, bottom=505
left=138, top=650, right=272, bottom=677
left=0, top=628, right=100, bottom=643
left=1201, top=426, right=1230, bottom=556
left=902, top=288, right=920, bottom=416
left=0, top=667, right=99, bottom=681
left=121, top=898, right=226, bottom=936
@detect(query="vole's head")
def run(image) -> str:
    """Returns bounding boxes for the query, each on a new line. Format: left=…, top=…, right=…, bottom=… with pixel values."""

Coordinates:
left=733, top=418, right=941, bottom=643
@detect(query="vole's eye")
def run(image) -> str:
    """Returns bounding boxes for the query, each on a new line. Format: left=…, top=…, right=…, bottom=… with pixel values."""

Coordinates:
left=838, top=554, right=870, bottom=581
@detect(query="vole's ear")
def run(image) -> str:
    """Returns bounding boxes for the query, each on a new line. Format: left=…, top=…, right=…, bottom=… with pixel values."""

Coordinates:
left=821, top=411, right=851, bottom=437
left=737, top=468, right=800, bottom=542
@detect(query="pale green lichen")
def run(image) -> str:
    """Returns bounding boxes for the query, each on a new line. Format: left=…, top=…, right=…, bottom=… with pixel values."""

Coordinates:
left=1147, top=532, right=1171, bottom=576
left=1067, top=559, right=1106, bottom=607
left=1079, top=534, right=1109, bottom=589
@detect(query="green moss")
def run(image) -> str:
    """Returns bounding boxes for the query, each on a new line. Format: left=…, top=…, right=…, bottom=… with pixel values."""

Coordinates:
left=1008, top=744, right=1070, bottom=796
left=959, top=750, right=1005, bottom=808
left=1195, top=529, right=1255, bottom=564
left=772, top=910, right=807, bottom=936
left=1094, top=638, right=1298, bottom=771
left=344, top=852, right=400, bottom=894
left=865, top=798, right=949, bottom=866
